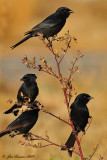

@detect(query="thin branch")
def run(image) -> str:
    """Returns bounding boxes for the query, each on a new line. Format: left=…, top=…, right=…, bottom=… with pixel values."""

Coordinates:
left=99, top=155, right=103, bottom=160
left=68, top=57, right=78, bottom=81
left=59, top=54, right=66, bottom=64
left=22, top=56, right=60, bottom=80
left=88, top=142, right=100, bottom=160
left=42, top=37, right=85, bottom=160
left=40, top=108, right=71, bottom=126
left=12, top=101, right=72, bottom=127
left=37, top=144, right=53, bottom=148
left=49, top=43, right=62, bottom=78
left=80, top=117, right=93, bottom=143
left=29, top=133, right=80, bottom=156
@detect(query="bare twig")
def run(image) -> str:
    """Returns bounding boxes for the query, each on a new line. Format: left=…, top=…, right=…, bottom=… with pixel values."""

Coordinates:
left=88, top=142, right=100, bottom=160
left=40, top=108, right=71, bottom=126
left=99, top=155, right=103, bottom=160
left=80, top=117, right=93, bottom=143
left=22, top=56, right=60, bottom=79
left=28, top=133, right=80, bottom=156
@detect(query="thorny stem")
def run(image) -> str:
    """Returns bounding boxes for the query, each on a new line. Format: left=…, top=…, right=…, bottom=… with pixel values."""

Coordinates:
left=29, top=133, right=80, bottom=156
left=88, top=142, right=100, bottom=160
left=40, top=108, right=71, bottom=126
left=47, top=39, right=85, bottom=160
left=68, top=57, right=78, bottom=81
left=30, top=143, right=53, bottom=148
left=50, top=44, right=61, bottom=77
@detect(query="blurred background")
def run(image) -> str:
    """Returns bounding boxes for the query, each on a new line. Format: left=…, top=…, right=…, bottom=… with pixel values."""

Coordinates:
left=0, top=0, right=107, bottom=159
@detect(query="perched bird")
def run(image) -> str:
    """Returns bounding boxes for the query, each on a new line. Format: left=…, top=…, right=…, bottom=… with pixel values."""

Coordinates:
left=0, top=105, right=40, bottom=138
left=4, top=74, right=39, bottom=116
left=11, top=7, right=74, bottom=49
left=61, top=93, right=93, bottom=157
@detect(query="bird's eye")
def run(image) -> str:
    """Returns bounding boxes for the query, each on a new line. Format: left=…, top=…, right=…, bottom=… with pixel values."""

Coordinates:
left=84, top=96, right=86, bottom=98
left=64, top=10, right=67, bottom=12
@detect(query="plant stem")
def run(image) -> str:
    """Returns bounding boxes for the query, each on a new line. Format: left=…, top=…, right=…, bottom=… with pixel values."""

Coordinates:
left=62, top=83, right=84, bottom=160
left=41, top=108, right=71, bottom=126
left=30, top=133, right=80, bottom=156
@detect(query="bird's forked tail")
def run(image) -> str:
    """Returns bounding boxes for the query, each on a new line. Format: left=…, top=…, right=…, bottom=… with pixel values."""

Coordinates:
left=61, top=131, right=78, bottom=157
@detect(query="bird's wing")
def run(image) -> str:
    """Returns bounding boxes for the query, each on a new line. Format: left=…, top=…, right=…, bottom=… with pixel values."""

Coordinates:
left=6, top=117, right=31, bottom=130
left=6, top=122, right=31, bottom=132
left=6, top=110, right=37, bottom=130
left=25, top=14, right=62, bottom=35
left=17, top=84, right=25, bottom=102
left=28, top=84, right=39, bottom=102
left=70, top=103, right=76, bottom=122
left=17, top=84, right=29, bottom=102
left=73, top=105, right=89, bottom=130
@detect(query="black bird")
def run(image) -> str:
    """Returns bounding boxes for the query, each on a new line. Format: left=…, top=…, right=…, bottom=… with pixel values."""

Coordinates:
left=4, top=74, right=39, bottom=116
left=11, top=7, right=74, bottom=49
left=61, top=93, right=93, bottom=157
left=0, top=105, right=40, bottom=138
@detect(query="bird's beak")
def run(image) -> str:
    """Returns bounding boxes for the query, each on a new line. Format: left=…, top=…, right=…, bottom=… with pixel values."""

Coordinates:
left=89, top=96, right=94, bottom=100
left=68, top=10, right=74, bottom=14
left=20, top=78, right=24, bottom=81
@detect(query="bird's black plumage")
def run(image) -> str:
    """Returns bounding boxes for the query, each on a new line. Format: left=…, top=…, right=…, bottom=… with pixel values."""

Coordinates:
left=4, top=74, right=39, bottom=116
left=11, top=7, right=73, bottom=49
left=0, top=106, right=40, bottom=138
left=61, top=93, right=93, bottom=157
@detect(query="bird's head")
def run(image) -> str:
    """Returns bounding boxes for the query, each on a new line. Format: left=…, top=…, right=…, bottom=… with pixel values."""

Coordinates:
left=75, top=93, right=94, bottom=105
left=20, top=74, right=37, bottom=82
left=56, top=7, right=74, bottom=18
